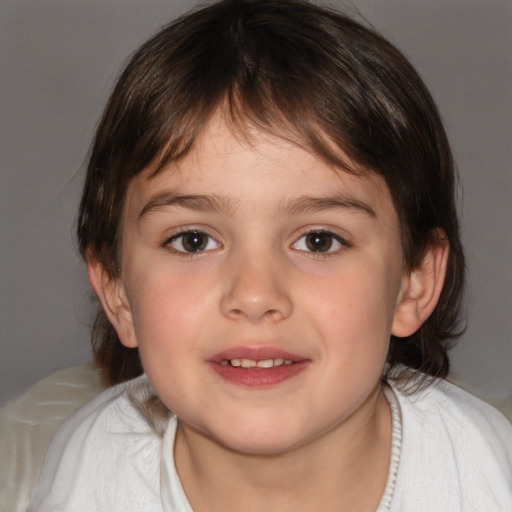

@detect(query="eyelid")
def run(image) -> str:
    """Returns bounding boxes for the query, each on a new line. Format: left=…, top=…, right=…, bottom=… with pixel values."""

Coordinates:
left=291, top=228, right=351, bottom=255
left=162, top=227, right=222, bottom=254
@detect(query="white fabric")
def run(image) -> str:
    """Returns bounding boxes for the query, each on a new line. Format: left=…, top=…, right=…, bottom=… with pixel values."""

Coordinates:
left=28, top=374, right=512, bottom=512
left=377, top=386, right=402, bottom=511
left=0, top=363, right=106, bottom=512
left=27, top=376, right=163, bottom=512
left=160, top=418, right=194, bottom=512
left=390, top=379, right=512, bottom=511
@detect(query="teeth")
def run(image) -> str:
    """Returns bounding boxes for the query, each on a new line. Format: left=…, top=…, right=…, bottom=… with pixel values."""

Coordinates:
left=256, top=359, right=274, bottom=368
left=222, top=358, right=294, bottom=368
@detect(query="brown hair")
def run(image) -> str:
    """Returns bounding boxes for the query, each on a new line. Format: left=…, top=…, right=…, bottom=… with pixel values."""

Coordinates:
left=78, top=0, right=465, bottom=387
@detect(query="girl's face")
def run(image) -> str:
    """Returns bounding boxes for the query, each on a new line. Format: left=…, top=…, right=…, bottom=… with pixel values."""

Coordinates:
left=100, top=113, right=412, bottom=455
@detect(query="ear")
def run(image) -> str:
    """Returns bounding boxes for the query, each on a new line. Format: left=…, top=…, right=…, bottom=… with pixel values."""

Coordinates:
left=391, top=232, right=449, bottom=338
left=87, top=256, right=138, bottom=349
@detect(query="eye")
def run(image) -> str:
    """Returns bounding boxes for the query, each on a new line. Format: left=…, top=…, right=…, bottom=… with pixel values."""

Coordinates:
left=292, top=230, right=347, bottom=253
left=166, top=230, right=220, bottom=253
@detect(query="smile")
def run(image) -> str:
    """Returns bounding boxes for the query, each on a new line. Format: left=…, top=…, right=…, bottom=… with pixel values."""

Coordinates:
left=209, top=347, right=309, bottom=387
left=220, top=358, right=294, bottom=368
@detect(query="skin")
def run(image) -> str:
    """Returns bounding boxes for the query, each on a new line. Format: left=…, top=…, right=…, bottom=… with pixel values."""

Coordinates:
left=89, top=112, right=448, bottom=511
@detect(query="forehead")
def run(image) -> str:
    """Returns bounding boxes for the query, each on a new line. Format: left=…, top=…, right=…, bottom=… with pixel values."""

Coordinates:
left=124, top=113, right=397, bottom=222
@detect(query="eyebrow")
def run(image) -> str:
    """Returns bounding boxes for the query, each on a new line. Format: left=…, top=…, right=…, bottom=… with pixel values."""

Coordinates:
left=139, top=191, right=238, bottom=219
left=138, top=191, right=376, bottom=220
left=280, top=195, right=376, bottom=217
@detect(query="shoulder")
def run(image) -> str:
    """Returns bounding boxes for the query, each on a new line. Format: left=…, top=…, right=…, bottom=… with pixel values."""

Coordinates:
left=28, top=375, right=172, bottom=512
left=396, top=377, right=512, bottom=452
left=389, top=377, right=512, bottom=511
left=396, top=376, right=512, bottom=436
left=0, top=363, right=106, bottom=512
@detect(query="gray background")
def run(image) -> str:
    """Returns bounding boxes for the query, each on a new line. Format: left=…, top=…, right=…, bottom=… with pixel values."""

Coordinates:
left=1, top=0, right=510, bottom=406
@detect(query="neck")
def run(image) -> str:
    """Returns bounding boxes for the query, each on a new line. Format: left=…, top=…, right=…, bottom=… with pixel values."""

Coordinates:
left=173, top=386, right=392, bottom=512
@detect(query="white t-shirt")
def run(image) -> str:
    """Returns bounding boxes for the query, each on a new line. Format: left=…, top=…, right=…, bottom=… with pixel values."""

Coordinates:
left=28, top=374, right=512, bottom=512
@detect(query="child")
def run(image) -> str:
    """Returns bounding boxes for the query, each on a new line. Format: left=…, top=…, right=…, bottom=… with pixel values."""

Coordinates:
left=28, top=0, right=512, bottom=510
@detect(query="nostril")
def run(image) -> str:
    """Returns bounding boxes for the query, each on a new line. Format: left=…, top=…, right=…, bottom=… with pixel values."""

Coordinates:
left=226, top=307, right=283, bottom=321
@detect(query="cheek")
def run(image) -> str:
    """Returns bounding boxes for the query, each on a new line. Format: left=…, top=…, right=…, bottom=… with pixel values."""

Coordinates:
left=127, top=271, right=214, bottom=409
left=308, top=266, right=393, bottom=321
left=302, top=262, right=399, bottom=356
left=127, top=267, right=217, bottom=348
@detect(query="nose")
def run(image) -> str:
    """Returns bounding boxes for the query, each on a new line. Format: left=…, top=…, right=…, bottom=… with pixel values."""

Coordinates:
left=220, top=250, right=293, bottom=323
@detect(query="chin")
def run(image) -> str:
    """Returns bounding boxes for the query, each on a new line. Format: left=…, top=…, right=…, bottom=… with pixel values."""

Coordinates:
left=218, top=433, right=304, bottom=456
left=201, top=416, right=313, bottom=456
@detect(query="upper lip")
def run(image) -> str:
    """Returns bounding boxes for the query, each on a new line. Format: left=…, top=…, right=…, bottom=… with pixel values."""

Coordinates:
left=209, top=345, right=308, bottom=363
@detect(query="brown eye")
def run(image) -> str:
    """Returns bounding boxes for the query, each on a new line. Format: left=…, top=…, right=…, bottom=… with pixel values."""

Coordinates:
left=182, top=232, right=208, bottom=252
left=305, top=232, right=334, bottom=252
left=292, top=230, right=347, bottom=254
left=168, top=231, right=219, bottom=253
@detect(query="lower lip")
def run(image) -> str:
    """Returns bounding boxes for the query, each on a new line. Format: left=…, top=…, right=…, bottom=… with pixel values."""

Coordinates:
left=209, top=361, right=309, bottom=387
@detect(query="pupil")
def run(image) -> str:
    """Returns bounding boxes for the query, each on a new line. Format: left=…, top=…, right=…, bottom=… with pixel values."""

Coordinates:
left=183, top=232, right=207, bottom=252
left=306, top=233, right=332, bottom=252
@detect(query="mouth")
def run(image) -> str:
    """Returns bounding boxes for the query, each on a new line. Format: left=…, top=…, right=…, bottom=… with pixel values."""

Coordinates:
left=209, top=347, right=309, bottom=387
left=219, top=358, right=295, bottom=368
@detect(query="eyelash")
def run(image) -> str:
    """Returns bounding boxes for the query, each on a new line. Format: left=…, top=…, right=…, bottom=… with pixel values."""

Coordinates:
left=163, top=228, right=349, bottom=258
left=291, top=229, right=350, bottom=256
left=163, top=229, right=221, bottom=255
